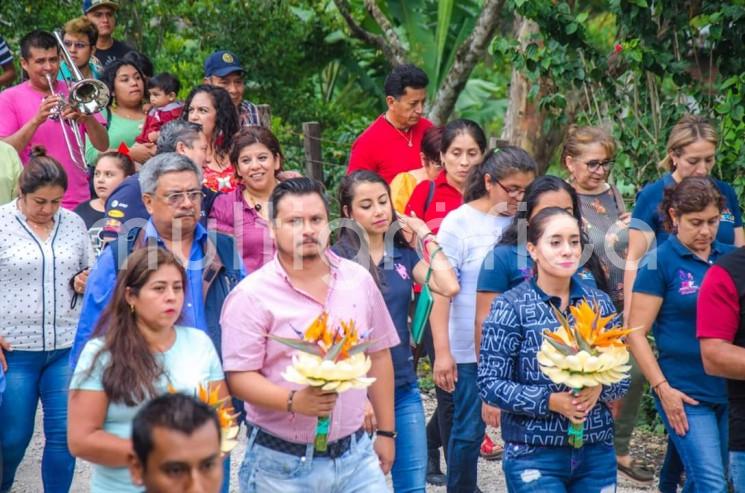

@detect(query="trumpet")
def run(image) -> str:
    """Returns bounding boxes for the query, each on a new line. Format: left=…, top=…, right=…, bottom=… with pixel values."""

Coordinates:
left=45, top=30, right=110, bottom=170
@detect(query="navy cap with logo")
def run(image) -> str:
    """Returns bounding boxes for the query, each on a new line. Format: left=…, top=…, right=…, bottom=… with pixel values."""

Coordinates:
left=204, top=50, right=244, bottom=78
left=83, top=0, right=119, bottom=13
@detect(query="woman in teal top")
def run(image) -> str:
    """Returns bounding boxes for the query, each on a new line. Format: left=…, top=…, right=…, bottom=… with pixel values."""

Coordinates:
left=68, top=248, right=226, bottom=493
left=85, top=60, right=153, bottom=165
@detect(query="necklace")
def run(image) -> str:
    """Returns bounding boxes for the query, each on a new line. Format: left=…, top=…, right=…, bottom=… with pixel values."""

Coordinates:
left=384, top=114, right=413, bottom=147
left=243, top=189, right=268, bottom=216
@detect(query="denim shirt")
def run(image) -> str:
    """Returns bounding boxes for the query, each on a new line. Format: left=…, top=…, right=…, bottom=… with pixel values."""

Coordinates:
left=478, top=278, right=629, bottom=447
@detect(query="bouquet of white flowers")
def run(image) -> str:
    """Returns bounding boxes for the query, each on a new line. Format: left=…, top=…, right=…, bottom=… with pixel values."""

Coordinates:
left=273, top=312, right=375, bottom=452
left=537, top=300, right=633, bottom=447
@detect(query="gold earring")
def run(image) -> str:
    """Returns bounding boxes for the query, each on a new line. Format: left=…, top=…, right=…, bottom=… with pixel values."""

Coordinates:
left=129, top=304, right=135, bottom=314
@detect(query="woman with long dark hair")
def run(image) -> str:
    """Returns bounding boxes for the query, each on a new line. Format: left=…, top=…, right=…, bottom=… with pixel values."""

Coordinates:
left=432, top=146, right=537, bottom=492
left=68, top=247, right=226, bottom=492
left=478, top=207, right=627, bottom=492
left=405, top=119, right=487, bottom=233
left=86, top=59, right=152, bottom=164
left=209, top=126, right=282, bottom=271
left=182, top=84, right=241, bottom=193
left=333, top=170, right=458, bottom=492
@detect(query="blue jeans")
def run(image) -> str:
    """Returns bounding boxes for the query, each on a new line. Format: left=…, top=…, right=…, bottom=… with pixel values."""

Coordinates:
left=0, top=349, right=75, bottom=493
left=392, top=383, right=426, bottom=493
left=658, top=436, right=685, bottom=493
left=238, top=427, right=389, bottom=493
left=654, top=397, right=728, bottom=492
left=502, top=441, right=617, bottom=492
left=447, top=363, right=485, bottom=493
left=730, top=451, right=745, bottom=492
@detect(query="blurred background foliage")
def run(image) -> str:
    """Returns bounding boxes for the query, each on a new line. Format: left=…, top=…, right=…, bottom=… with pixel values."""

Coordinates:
left=2, top=0, right=744, bottom=200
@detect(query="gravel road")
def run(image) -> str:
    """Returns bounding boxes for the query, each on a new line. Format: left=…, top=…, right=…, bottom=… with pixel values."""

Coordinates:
left=9, top=392, right=657, bottom=492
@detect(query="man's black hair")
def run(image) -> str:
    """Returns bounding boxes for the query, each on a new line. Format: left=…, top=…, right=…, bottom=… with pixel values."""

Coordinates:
left=149, top=72, right=180, bottom=96
left=383, top=64, right=429, bottom=99
left=131, top=393, right=220, bottom=470
left=20, top=30, right=58, bottom=60
left=270, top=177, right=329, bottom=221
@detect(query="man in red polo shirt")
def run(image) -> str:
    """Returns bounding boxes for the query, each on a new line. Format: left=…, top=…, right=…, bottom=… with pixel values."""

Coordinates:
left=697, top=247, right=745, bottom=489
left=347, top=64, right=432, bottom=183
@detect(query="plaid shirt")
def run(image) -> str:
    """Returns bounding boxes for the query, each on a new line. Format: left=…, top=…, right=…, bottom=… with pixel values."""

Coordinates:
left=240, top=100, right=262, bottom=127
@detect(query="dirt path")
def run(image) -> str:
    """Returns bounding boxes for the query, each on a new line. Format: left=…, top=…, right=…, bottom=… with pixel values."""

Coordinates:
left=10, top=393, right=659, bottom=492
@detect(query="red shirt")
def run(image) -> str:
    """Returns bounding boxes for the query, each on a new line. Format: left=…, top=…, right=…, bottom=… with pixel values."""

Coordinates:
left=404, top=171, right=463, bottom=234
left=347, top=115, right=433, bottom=183
left=697, top=264, right=740, bottom=341
left=135, top=102, right=183, bottom=144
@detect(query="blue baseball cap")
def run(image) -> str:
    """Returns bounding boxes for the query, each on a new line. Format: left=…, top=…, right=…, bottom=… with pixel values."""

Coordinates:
left=83, top=0, right=119, bottom=14
left=204, top=50, right=244, bottom=78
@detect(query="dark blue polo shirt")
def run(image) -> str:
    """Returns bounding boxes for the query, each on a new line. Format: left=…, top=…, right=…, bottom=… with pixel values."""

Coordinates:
left=631, top=173, right=742, bottom=245
left=633, top=235, right=734, bottom=404
left=378, top=245, right=420, bottom=388
left=331, top=243, right=419, bottom=388
left=477, top=244, right=597, bottom=294
left=102, top=173, right=219, bottom=240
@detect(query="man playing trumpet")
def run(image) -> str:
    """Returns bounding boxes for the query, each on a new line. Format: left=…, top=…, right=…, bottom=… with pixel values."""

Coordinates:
left=0, top=30, right=108, bottom=209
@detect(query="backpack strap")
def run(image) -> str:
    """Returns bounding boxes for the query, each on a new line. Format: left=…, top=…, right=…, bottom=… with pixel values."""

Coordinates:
left=110, top=226, right=148, bottom=272
left=423, top=180, right=436, bottom=215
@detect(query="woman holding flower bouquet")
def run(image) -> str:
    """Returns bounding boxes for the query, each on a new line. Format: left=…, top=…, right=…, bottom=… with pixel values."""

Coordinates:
left=627, top=176, right=733, bottom=492
left=333, top=170, right=460, bottom=492
left=477, top=207, right=629, bottom=492
left=68, top=247, right=228, bottom=493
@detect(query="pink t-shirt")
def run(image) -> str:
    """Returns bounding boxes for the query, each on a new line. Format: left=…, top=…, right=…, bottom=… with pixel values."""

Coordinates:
left=220, top=251, right=400, bottom=444
left=0, top=80, right=91, bottom=209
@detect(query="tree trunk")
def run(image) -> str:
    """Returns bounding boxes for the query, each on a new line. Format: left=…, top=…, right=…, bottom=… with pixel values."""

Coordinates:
left=427, top=0, right=505, bottom=125
left=500, top=17, right=571, bottom=174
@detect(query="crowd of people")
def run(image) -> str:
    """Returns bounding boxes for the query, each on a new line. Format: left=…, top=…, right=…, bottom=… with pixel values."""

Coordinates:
left=1, top=1, right=745, bottom=493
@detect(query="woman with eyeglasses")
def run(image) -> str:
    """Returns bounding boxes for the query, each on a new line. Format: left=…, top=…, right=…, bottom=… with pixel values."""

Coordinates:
left=562, top=126, right=656, bottom=486
left=432, top=145, right=536, bottom=492
left=624, top=114, right=744, bottom=492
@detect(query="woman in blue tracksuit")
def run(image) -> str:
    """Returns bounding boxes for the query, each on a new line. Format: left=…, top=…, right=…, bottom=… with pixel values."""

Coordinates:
left=478, top=207, right=628, bottom=492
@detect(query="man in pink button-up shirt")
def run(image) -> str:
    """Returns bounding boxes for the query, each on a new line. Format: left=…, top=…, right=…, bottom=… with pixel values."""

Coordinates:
left=221, top=178, right=399, bottom=493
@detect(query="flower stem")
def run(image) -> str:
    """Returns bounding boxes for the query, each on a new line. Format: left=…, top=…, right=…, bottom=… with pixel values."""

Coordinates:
left=315, top=415, right=330, bottom=452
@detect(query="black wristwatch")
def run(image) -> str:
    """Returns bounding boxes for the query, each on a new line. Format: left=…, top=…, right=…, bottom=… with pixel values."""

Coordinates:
left=376, top=429, right=397, bottom=439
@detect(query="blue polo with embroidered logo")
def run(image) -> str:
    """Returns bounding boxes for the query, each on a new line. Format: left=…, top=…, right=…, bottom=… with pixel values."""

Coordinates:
left=633, top=235, right=733, bottom=404
left=631, top=173, right=742, bottom=245
left=477, top=243, right=597, bottom=294
left=478, top=277, right=628, bottom=447
left=332, top=243, right=419, bottom=388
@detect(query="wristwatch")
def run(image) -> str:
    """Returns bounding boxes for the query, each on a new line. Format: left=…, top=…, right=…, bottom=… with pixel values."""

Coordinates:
left=376, top=429, right=397, bottom=439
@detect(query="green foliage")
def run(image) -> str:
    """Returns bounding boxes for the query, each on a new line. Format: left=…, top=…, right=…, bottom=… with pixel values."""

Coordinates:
left=505, top=0, right=745, bottom=204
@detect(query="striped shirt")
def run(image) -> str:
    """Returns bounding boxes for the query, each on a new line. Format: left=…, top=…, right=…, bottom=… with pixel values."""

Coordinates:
left=0, top=37, right=12, bottom=66
left=0, top=201, right=94, bottom=351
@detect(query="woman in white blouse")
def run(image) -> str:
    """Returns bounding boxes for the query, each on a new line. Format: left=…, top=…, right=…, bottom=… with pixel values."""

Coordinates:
left=0, top=147, right=93, bottom=493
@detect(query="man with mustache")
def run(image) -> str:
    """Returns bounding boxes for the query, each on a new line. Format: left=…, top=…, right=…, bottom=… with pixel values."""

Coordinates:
left=129, top=394, right=224, bottom=493
left=347, top=64, right=432, bottom=184
left=220, top=178, right=399, bottom=493
left=71, top=152, right=245, bottom=370
left=0, top=30, right=109, bottom=209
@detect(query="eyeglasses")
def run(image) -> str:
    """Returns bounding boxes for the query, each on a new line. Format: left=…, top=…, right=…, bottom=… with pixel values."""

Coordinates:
left=584, top=159, right=615, bottom=172
left=495, top=180, right=526, bottom=198
left=161, top=190, right=204, bottom=206
left=63, top=41, right=90, bottom=50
